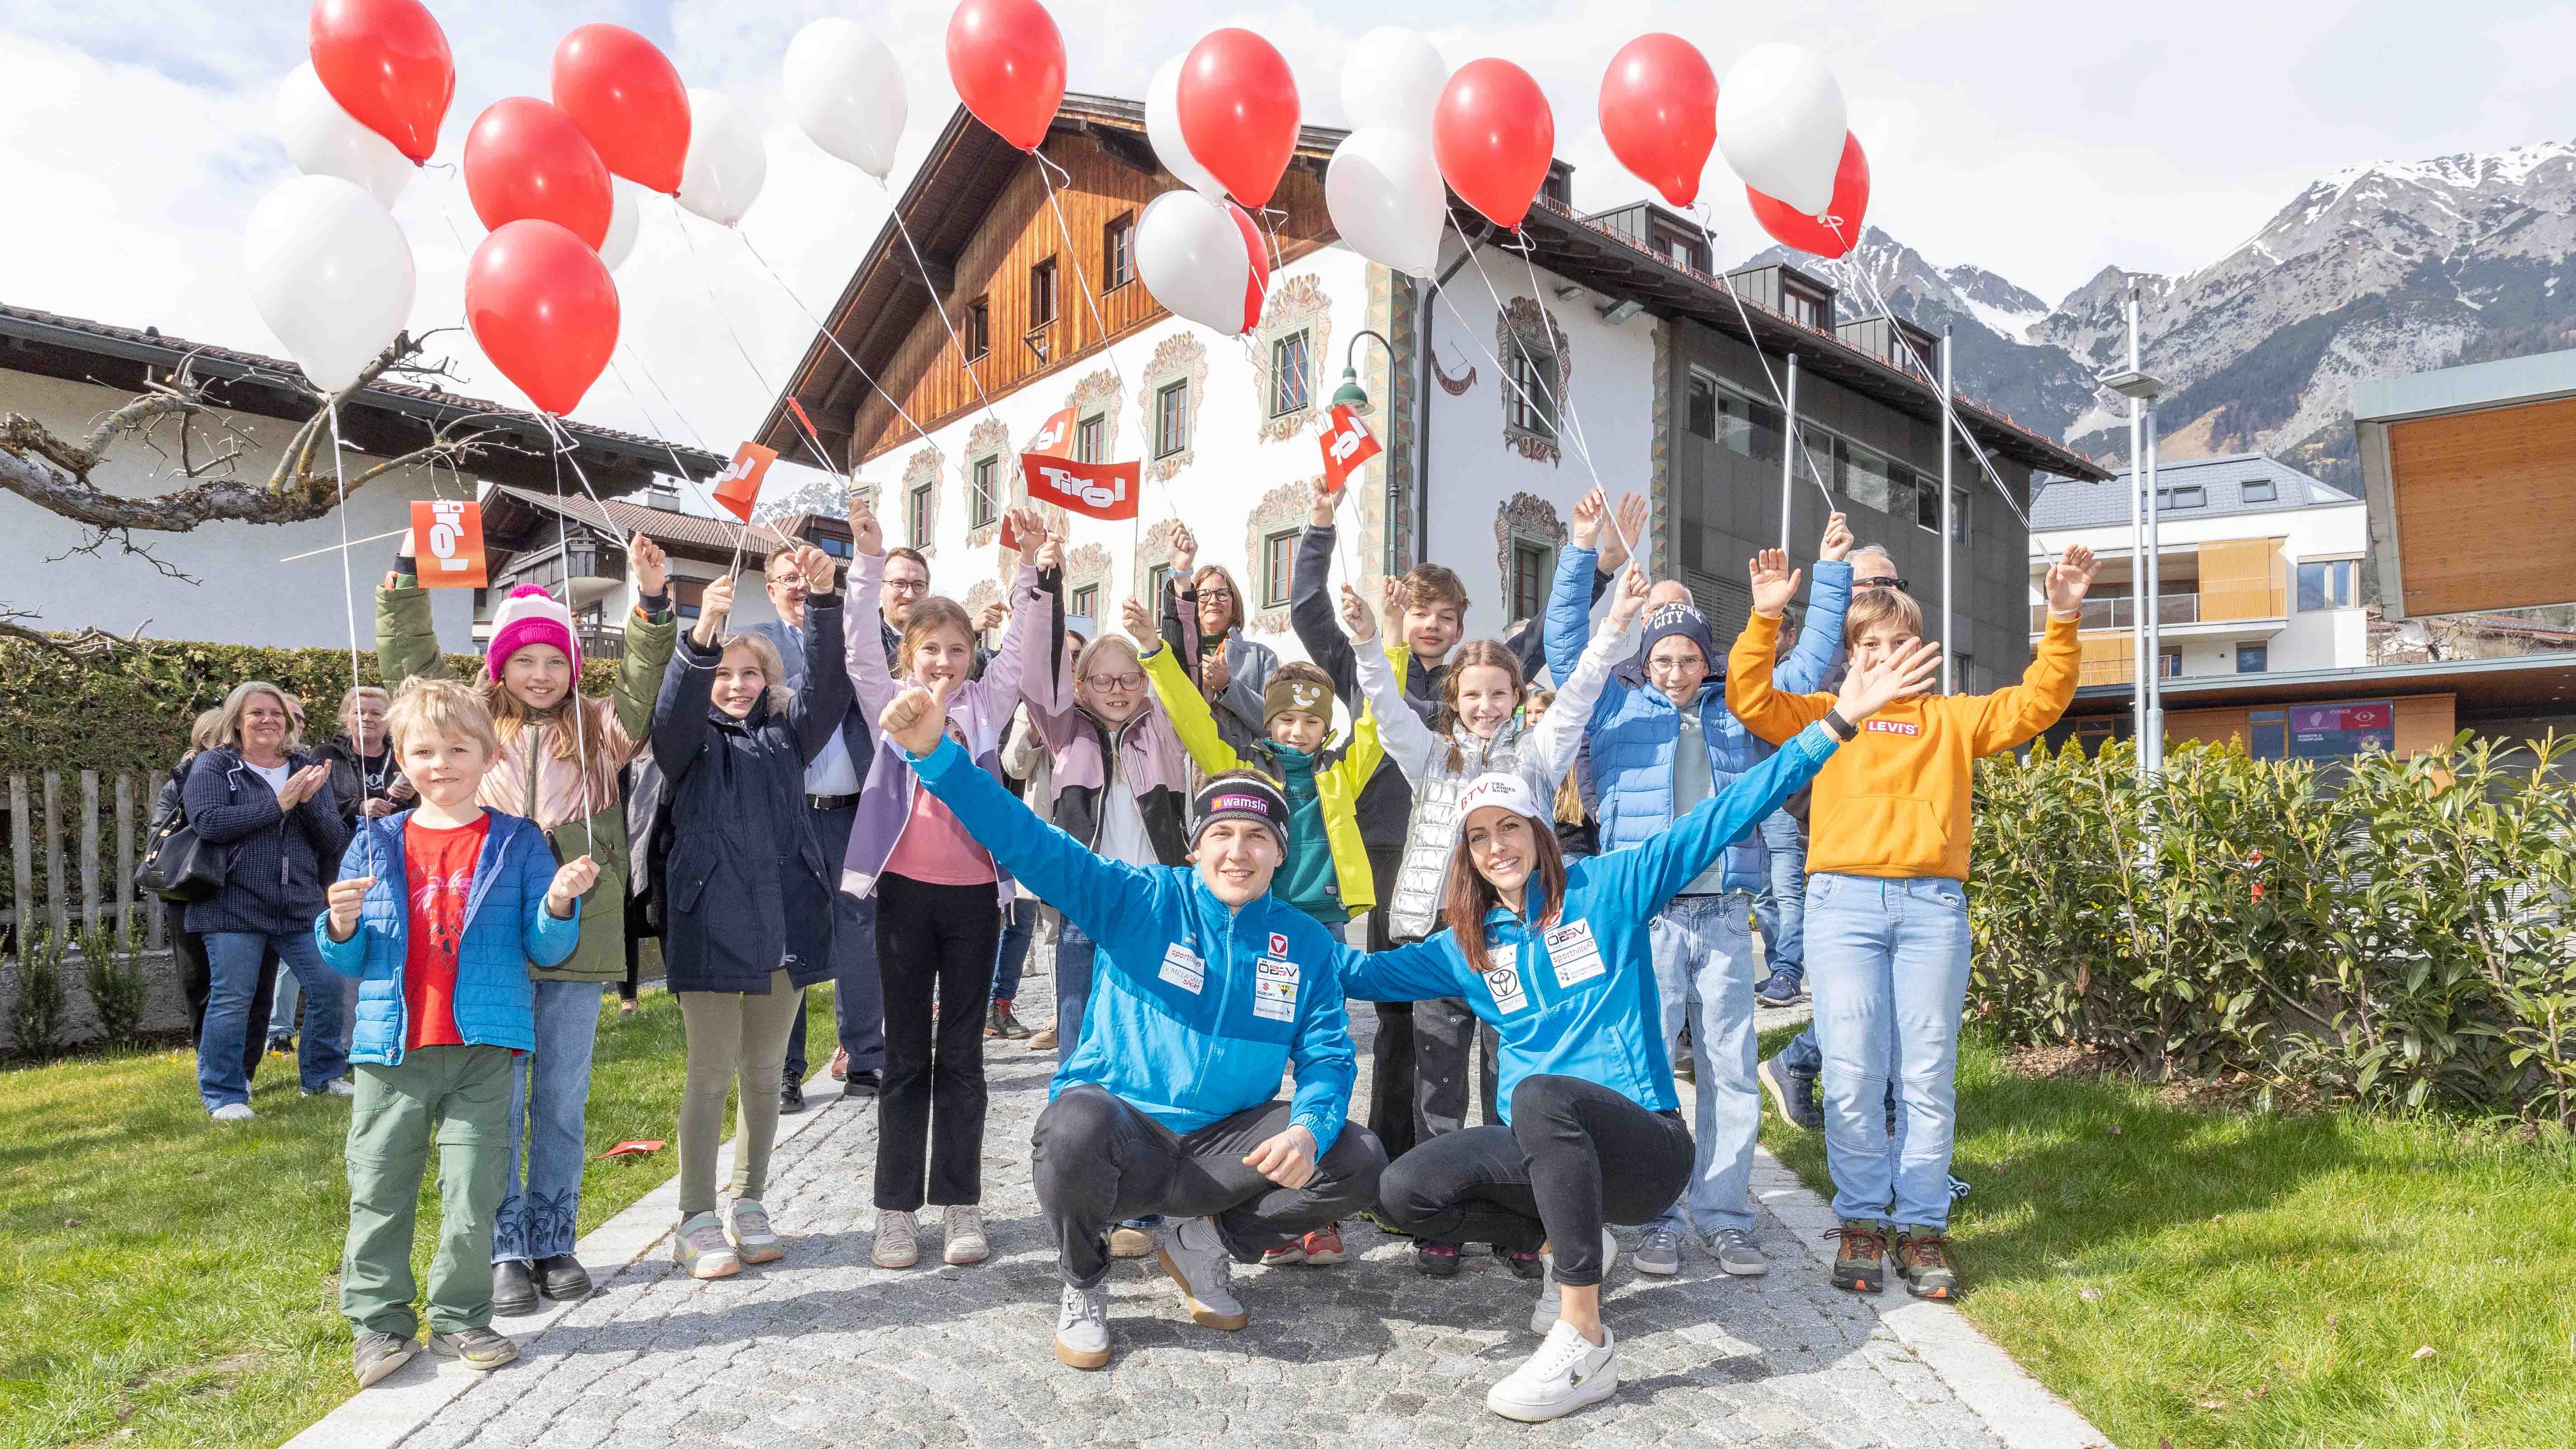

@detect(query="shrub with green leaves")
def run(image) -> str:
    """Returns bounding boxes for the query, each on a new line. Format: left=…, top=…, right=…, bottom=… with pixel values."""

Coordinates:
left=8, top=928, right=68, bottom=1059
left=79, top=922, right=150, bottom=1047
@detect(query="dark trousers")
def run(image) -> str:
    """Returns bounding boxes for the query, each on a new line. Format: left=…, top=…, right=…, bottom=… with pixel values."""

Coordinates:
left=1361, top=849, right=1498, bottom=1168
left=784, top=803, right=887, bottom=1080
left=172, top=898, right=275, bottom=1083
left=1378, top=1074, right=1693, bottom=1287
left=1032, top=1083, right=1387, bottom=1288
left=991, top=898, right=1037, bottom=1005
left=873, top=873, right=1001, bottom=1211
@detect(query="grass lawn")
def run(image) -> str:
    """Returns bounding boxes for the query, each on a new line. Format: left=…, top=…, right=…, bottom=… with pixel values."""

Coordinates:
left=0, top=983, right=836, bottom=1449
left=1756, top=1024, right=2576, bottom=1449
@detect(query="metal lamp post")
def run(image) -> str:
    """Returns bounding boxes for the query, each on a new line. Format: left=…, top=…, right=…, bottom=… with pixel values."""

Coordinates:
left=1331, top=329, right=1393, bottom=413
left=2099, top=282, right=2169, bottom=787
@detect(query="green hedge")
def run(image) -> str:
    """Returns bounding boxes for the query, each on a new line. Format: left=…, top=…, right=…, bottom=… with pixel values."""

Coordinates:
left=1970, top=733, right=2576, bottom=1126
left=0, top=637, right=619, bottom=779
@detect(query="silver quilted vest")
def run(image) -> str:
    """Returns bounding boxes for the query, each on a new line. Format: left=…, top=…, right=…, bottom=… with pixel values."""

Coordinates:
left=1387, top=722, right=1526, bottom=941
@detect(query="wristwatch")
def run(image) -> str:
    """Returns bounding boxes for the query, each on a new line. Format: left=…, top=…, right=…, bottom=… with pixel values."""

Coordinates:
left=1822, top=708, right=1858, bottom=742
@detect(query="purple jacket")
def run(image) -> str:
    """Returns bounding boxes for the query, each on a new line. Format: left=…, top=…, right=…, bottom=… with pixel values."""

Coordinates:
left=840, top=550, right=1049, bottom=905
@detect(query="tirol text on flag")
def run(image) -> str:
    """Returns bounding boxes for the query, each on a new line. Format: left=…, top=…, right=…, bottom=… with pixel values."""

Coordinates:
left=1024, top=407, right=1077, bottom=458
left=1021, top=454, right=1140, bottom=522
left=713, top=441, right=779, bottom=522
left=1319, top=404, right=1382, bottom=494
left=411, top=499, right=489, bottom=589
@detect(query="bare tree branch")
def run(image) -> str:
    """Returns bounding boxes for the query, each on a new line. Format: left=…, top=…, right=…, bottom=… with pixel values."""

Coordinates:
left=0, top=606, right=150, bottom=660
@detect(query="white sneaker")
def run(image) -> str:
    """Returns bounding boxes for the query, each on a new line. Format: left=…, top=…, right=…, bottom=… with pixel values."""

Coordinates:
left=724, top=1197, right=782, bottom=1264
left=1487, top=1321, right=1618, bottom=1421
left=943, top=1204, right=989, bottom=1264
left=1155, top=1216, right=1246, bottom=1330
left=302, top=1078, right=356, bottom=1098
left=1530, top=1228, right=1620, bottom=1335
left=209, top=1102, right=254, bottom=1122
left=1052, top=1282, right=1111, bottom=1369
left=872, top=1209, right=919, bottom=1268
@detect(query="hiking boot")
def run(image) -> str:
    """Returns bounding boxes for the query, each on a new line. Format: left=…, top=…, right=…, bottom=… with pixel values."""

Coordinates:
left=1754, top=969, right=1808, bottom=1006
left=1157, top=1217, right=1246, bottom=1330
left=842, top=1070, right=879, bottom=1100
left=428, top=1325, right=518, bottom=1370
left=1501, top=1248, right=1546, bottom=1280
left=490, top=1258, right=539, bottom=1316
left=1827, top=1218, right=1890, bottom=1294
left=534, top=1254, right=592, bottom=1301
left=1631, top=1223, right=1683, bottom=1277
left=1053, top=1282, right=1111, bottom=1370
left=1530, top=1229, right=1619, bottom=1335
left=943, top=1204, right=990, bottom=1264
left=1703, top=1226, right=1768, bottom=1277
left=675, top=1211, right=741, bottom=1279
left=1487, top=1321, right=1618, bottom=1422
left=779, top=1079, right=807, bottom=1115
left=1759, top=1053, right=1823, bottom=1131
left=352, top=1330, right=417, bottom=1387
left=872, top=1209, right=920, bottom=1268
left=987, top=1002, right=1031, bottom=1039
left=725, top=1198, right=783, bottom=1265
left=1107, top=1221, right=1156, bottom=1259
left=1415, top=1240, right=1462, bottom=1277
left=1893, top=1226, right=1960, bottom=1300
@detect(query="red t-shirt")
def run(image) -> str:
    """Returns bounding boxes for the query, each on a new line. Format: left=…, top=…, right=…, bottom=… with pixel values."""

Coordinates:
left=402, top=814, right=490, bottom=1050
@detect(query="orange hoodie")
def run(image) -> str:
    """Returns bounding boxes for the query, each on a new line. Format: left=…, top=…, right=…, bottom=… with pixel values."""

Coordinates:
left=1726, top=613, right=2082, bottom=881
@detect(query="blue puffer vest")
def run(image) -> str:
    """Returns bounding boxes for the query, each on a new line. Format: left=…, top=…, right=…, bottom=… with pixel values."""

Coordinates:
left=1545, top=547, right=1852, bottom=893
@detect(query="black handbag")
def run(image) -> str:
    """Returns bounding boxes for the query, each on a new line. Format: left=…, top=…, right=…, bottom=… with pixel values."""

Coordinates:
left=138, top=813, right=227, bottom=903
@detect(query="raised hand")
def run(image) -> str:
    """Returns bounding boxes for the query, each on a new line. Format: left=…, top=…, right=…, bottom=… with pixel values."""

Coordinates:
left=275, top=763, right=333, bottom=810
left=975, top=599, right=1008, bottom=634
left=1240, top=1124, right=1320, bottom=1190
left=879, top=675, right=959, bottom=758
left=1835, top=638, right=1945, bottom=722
left=547, top=855, right=600, bottom=917
left=847, top=494, right=884, bottom=556
left=1568, top=486, right=1608, bottom=551
left=1377, top=574, right=1407, bottom=641
left=1307, top=474, right=1336, bottom=527
left=1169, top=523, right=1198, bottom=576
left=2045, top=544, right=2101, bottom=614
left=630, top=532, right=670, bottom=594
left=1200, top=646, right=1230, bottom=695
left=1121, top=595, right=1156, bottom=648
left=1338, top=583, right=1378, bottom=642
left=1036, top=535, right=1064, bottom=574
left=1747, top=549, right=1803, bottom=618
left=794, top=543, right=836, bottom=596
left=1606, top=492, right=1649, bottom=573
left=1606, top=563, right=1651, bottom=628
left=693, top=572, right=737, bottom=647
left=1820, top=511, right=1854, bottom=563
left=1008, top=507, right=1046, bottom=565
left=325, top=874, right=376, bottom=940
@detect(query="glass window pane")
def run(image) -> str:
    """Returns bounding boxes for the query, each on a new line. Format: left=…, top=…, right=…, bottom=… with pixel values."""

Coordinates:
left=1687, top=375, right=1716, bottom=439
left=2297, top=562, right=2325, bottom=611
left=1075, top=415, right=1103, bottom=464
left=1844, top=442, right=1892, bottom=513
left=1917, top=474, right=1942, bottom=532
left=1272, top=331, right=1311, bottom=415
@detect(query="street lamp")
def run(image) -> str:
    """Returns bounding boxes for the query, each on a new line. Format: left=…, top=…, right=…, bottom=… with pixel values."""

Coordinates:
left=1331, top=328, right=1393, bottom=413
left=2101, top=282, right=2170, bottom=796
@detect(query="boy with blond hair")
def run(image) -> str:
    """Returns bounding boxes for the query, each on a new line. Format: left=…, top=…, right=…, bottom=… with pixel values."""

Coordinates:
left=319, top=677, right=598, bottom=1386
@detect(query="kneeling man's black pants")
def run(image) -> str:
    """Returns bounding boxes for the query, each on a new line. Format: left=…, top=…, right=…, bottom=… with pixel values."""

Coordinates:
left=1376, top=1073, right=1692, bottom=1287
left=1031, top=1083, right=1386, bottom=1288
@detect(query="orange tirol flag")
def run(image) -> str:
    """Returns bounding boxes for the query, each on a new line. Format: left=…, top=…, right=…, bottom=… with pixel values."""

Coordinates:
left=713, top=441, right=779, bottom=522
left=411, top=499, right=489, bottom=588
left=1021, top=454, right=1140, bottom=522
left=1319, top=404, right=1381, bottom=494
left=1024, top=407, right=1077, bottom=457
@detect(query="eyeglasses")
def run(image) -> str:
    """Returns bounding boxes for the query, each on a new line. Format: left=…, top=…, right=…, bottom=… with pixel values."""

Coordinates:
left=1082, top=673, right=1147, bottom=693
left=1198, top=586, right=1234, bottom=602
left=1854, top=576, right=1909, bottom=593
left=884, top=578, right=930, bottom=596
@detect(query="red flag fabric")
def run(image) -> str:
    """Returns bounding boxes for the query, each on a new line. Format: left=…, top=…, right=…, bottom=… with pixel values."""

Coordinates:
left=1022, top=454, right=1140, bottom=521
left=998, top=513, right=1022, bottom=552
left=1023, top=407, right=1077, bottom=457
left=1319, top=404, right=1382, bottom=494
left=713, top=441, right=778, bottom=522
left=411, top=499, right=489, bottom=589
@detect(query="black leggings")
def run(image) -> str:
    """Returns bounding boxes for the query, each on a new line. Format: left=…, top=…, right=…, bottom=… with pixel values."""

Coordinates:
left=873, top=873, right=1002, bottom=1211
left=1377, top=1074, right=1692, bottom=1287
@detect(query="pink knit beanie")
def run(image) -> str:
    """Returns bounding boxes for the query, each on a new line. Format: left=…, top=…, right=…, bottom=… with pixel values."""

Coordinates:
left=486, top=584, right=581, bottom=681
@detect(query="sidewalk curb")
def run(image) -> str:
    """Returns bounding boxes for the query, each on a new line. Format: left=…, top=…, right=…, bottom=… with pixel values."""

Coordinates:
left=280, top=1063, right=858, bottom=1449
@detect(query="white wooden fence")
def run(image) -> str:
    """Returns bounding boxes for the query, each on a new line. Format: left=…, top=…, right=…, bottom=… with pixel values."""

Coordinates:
left=3, top=770, right=162, bottom=959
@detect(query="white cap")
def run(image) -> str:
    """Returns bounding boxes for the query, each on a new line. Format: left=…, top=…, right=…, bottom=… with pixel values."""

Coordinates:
left=1456, top=773, right=1544, bottom=830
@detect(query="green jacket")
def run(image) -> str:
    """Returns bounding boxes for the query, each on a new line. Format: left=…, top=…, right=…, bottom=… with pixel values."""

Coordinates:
left=376, top=580, right=677, bottom=982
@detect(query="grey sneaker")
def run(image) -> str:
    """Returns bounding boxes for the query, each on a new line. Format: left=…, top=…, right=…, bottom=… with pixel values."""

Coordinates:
left=352, top=1330, right=417, bottom=1387
left=1053, top=1282, right=1112, bottom=1369
left=942, top=1203, right=989, bottom=1264
left=1156, top=1217, right=1246, bottom=1330
left=427, top=1325, right=518, bottom=1370
left=1631, top=1223, right=1683, bottom=1277
left=675, top=1211, right=741, bottom=1279
left=1530, top=1227, right=1620, bottom=1335
left=872, top=1209, right=919, bottom=1268
left=724, top=1198, right=782, bottom=1264
left=1702, top=1226, right=1768, bottom=1276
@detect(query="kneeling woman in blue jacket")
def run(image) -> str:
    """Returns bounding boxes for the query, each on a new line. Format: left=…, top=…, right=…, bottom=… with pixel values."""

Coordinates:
left=1348, top=635, right=1940, bottom=1424
left=879, top=677, right=1384, bottom=1375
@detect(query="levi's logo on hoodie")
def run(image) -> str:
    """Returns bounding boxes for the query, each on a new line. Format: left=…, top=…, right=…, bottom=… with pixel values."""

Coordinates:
left=1866, top=719, right=1920, bottom=736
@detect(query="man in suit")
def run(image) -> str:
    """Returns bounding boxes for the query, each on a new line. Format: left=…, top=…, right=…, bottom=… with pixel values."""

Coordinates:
left=751, top=545, right=886, bottom=1109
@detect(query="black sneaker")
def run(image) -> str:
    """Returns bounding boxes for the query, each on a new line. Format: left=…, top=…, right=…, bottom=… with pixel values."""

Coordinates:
left=779, top=1080, right=807, bottom=1115
left=352, top=1330, right=417, bottom=1387
left=1759, top=1054, right=1823, bottom=1131
left=490, top=1259, right=539, bottom=1317
left=842, top=1070, right=880, bottom=1099
left=428, top=1325, right=519, bottom=1371
left=534, top=1254, right=592, bottom=1301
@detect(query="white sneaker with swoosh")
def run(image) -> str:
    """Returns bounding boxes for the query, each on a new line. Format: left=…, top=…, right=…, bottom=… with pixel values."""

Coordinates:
left=1486, top=1321, right=1618, bottom=1421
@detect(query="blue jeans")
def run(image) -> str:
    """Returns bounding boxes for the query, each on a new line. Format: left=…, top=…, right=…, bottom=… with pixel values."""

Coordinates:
left=783, top=804, right=886, bottom=1080
left=269, top=964, right=301, bottom=1038
left=993, top=898, right=1038, bottom=1005
left=1753, top=811, right=1806, bottom=983
left=1646, top=892, right=1761, bottom=1235
left=492, top=979, right=605, bottom=1264
left=1806, top=873, right=1973, bottom=1229
left=199, top=930, right=345, bottom=1109
left=1054, top=918, right=1096, bottom=1068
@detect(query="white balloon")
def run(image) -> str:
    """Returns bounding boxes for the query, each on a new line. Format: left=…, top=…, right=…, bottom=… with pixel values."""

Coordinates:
left=783, top=17, right=906, bottom=180
left=242, top=175, right=415, bottom=394
left=599, top=177, right=642, bottom=271
left=1716, top=43, right=1849, bottom=217
left=1341, top=28, right=1448, bottom=135
left=1146, top=56, right=1227, bottom=200
left=1326, top=126, right=1443, bottom=278
left=679, top=88, right=767, bottom=226
left=1136, top=189, right=1252, bottom=336
left=275, top=61, right=412, bottom=209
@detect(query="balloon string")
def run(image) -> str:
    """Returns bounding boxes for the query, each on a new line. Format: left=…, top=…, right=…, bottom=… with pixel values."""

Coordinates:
left=325, top=399, right=364, bottom=717
left=665, top=200, right=843, bottom=477
left=604, top=352, right=755, bottom=559
left=1030, top=147, right=1159, bottom=558
left=879, top=178, right=1012, bottom=527
left=539, top=413, right=598, bottom=853
left=1684, top=205, right=1843, bottom=513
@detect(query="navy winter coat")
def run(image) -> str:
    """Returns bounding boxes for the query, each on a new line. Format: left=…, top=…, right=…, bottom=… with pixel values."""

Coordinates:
left=181, top=747, right=349, bottom=936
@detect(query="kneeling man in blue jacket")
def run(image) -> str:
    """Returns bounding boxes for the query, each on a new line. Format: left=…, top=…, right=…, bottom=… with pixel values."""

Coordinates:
left=879, top=679, right=1385, bottom=1371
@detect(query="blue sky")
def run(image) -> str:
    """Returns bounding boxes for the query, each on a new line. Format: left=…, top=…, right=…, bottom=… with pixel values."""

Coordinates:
left=4, top=0, right=2569, bottom=481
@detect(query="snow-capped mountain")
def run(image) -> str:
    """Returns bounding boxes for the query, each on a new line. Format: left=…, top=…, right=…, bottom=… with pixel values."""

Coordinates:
left=1740, top=139, right=2576, bottom=489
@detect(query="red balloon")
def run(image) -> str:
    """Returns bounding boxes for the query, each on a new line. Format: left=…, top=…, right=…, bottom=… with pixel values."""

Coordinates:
left=1749, top=133, right=1871, bottom=258
left=1599, top=33, right=1716, bottom=208
left=551, top=24, right=690, bottom=195
left=1231, top=201, right=1271, bottom=334
left=1433, top=60, right=1556, bottom=232
left=463, top=99, right=613, bottom=251
left=308, top=0, right=453, bottom=164
left=466, top=219, right=620, bottom=417
left=946, top=0, right=1066, bottom=153
left=1177, top=29, right=1301, bottom=209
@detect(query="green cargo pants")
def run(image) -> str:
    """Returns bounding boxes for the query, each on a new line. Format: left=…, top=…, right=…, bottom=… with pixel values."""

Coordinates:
left=342, top=1044, right=516, bottom=1337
